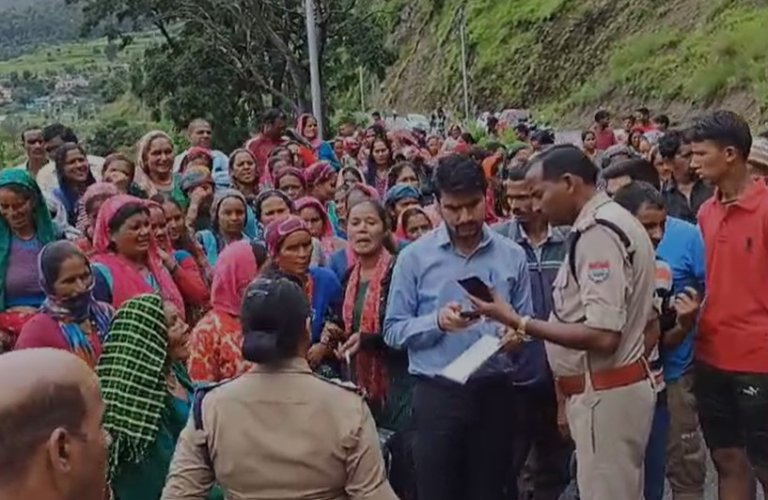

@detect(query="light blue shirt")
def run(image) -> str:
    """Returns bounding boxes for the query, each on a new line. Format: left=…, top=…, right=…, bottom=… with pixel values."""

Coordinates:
left=384, top=224, right=533, bottom=379
left=174, top=149, right=231, bottom=189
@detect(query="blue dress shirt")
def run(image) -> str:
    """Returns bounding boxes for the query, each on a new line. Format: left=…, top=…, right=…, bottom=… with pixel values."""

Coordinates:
left=384, top=224, right=533, bottom=379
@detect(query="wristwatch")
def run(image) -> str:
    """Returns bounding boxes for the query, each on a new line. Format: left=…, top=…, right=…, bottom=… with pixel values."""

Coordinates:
left=516, top=315, right=533, bottom=342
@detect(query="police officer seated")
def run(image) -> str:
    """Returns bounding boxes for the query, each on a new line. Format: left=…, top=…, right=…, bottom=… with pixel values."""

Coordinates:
left=162, top=277, right=397, bottom=500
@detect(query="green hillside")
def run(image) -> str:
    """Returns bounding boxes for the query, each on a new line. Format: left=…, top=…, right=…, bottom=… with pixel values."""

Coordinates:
left=379, top=0, right=768, bottom=126
left=0, top=34, right=154, bottom=75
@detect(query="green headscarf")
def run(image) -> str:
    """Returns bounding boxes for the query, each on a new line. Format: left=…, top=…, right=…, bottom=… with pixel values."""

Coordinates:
left=97, top=294, right=169, bottom=478
left=0, top=168, right=56, bottom=310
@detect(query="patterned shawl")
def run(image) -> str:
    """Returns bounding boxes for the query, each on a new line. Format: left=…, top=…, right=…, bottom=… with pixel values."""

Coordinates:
left=342, top=250, right=393, bottom=403
left=97, top=294, right=168, bottom=477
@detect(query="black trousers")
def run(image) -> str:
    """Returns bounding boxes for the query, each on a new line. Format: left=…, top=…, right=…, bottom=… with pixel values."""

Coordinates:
left=412, top=376, right=519, bottom=500
left=508, top=382, right=574, bottom=500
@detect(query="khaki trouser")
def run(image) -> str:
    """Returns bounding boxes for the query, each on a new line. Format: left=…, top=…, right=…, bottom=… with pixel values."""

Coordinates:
left=566, top=378, right=656, bottom=500
left=666, top=372, right=706, bottom=500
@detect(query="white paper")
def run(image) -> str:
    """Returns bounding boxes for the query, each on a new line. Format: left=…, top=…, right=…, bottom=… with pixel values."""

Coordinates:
left=440, top=335, right=501, bottom=384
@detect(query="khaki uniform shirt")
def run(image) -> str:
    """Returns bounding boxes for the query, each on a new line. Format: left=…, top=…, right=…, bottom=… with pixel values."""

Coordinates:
left=161, top=358, right=397, bottom=500
left=546, top=192, right=656, bottom=377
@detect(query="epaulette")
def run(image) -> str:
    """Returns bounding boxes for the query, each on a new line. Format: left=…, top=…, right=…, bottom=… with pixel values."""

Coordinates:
left=311, top=373, right=365, bottom=396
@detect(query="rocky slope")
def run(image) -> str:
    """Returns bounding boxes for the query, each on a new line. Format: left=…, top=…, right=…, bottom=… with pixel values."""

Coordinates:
left=377, top=0, right=768, bottom=128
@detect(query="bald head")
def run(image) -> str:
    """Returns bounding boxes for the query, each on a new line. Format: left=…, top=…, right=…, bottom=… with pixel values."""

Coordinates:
left=188, top=118, right=213, bottom=148
left=0, top=349, right=100, bottom=487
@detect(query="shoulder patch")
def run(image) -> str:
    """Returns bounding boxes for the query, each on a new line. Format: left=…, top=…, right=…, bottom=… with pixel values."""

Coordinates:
left=587, top=260, right=611, bottom=283
left=312, top=373, right=365, bottom=396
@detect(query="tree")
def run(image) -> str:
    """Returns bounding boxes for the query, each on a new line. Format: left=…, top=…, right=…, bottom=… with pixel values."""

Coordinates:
left=70, top=0, right=393, bottom=136
left=87, top=118, right=147, bottom=156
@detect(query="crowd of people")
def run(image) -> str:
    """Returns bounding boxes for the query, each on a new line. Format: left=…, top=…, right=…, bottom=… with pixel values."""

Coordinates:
left=0, top=105, right=766, bottom=500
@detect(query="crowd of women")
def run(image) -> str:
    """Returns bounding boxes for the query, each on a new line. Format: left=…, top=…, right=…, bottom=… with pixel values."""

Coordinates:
left=0, top=108, right=523, bottom=499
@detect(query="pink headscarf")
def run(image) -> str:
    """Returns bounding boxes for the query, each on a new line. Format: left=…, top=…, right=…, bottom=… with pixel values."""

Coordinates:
left=210, top=240, right=259, bottom=316
left=91, top=195, right=185, bottom=316
left=296, top=113, right=322, bottom=149
left=75, top=182, right=119, bottom=234
left=273, top=167, right=307, bottom=190
left=295, top=196, right=337, bottom=255
left=304, top=161, right=335, bottom=188
left=264, top=215, right=310, bottom=259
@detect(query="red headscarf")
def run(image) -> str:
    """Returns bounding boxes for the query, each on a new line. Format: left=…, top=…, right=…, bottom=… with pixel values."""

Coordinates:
left=91, top=195, right=185, bottom=316
left=210, top=240, right=260, bottom=316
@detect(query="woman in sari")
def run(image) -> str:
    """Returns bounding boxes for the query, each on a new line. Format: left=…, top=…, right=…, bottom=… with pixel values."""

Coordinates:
left=0, top=169, right=57, bottom=350
left=395, top=206, right=434, bottom=243
left=98, top=294, right=221, bottom=500
left=52, top=143, right=97, bottom=226
left=90, top=195, right=185, bottom=317
left=156, top=193, right=209, bottom=270
left=274, top=166, right=307, bottom=201
left=253, top=189, right=293, bottom=238
left=304, top=161, right=340, bottom=236
left=296, top=113, right=340, bottom=169
left=196, top=189, right=248, bottom=266
left=337, top=165, right=365, bottom=190
left=342, top=136, right=363, bottom=168
left=147, top=200, right=209, bottom=315
left=327, top=184, right=380, bottom=281
left=295, top=197, right=346, bottom=259
left=179, top=166, right=215, bottom=233
left=74, top=182, right=119, bottom=255
left=188, top=240, right=266, bottom=383
left=16, top=240, right=113, bottom=367
left=384, top=184, right=421, bottom=229
left=227, top=148, right=260, bottom=238
left=366, top=136, right=396, bottom=197
left=337, top=199, right=412, bottom=431
left=261, top=216, right=343, bottom=376
left=135, top=131, right=186, bottom=208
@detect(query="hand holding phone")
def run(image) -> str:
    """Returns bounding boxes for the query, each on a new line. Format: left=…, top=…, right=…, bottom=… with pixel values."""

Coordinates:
left=438, top=302, right=480, bottom=332
left=458, top=277, right=494, bottom=302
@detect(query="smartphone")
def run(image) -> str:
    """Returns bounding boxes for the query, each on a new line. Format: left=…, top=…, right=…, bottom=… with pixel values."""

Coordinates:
left=459, top=310, right=481, bottom=320
left=458, top=276, right=494, bottom=302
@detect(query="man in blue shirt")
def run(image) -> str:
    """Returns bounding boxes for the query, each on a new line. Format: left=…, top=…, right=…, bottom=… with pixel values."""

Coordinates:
left=613, top=181, right=707, bottom=500
left=174, top=118, right=231, bottom=188
left=384, top=155, right=533, bottom=500
left=494, top=164, right=572, bottom=500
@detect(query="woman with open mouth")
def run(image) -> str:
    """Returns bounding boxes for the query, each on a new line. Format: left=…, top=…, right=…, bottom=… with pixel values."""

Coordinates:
left=89, top=195, right=185, bottom=318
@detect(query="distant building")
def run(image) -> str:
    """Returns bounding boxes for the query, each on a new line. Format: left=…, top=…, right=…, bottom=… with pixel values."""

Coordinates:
left=0, top=87, right=13, bottom=105
left=54, top=76, right=90, bottom=94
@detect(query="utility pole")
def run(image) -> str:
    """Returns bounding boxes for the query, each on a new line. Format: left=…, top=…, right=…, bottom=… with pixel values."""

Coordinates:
left=359, top=66, right=365, bottom=112
left=459, top=10, right=470, bottom=121
left=305, top=0, right=323, bottom=138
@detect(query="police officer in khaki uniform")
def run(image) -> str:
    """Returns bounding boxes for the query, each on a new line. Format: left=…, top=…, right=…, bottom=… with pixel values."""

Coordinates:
left=162, top=277, right=397, bottom=500
left=469, top=145, right=657, bottom=500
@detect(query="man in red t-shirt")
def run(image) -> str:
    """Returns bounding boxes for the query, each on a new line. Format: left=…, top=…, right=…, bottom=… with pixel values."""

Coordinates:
left=591, top=109, right=617, bottom=151
left=690, top=110, right=768, bottom=497
left=246, top=109, right=287, bottom=176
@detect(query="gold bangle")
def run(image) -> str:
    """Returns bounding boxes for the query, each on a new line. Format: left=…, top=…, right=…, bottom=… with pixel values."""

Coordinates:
left=516, top=315, right=532, bottom=340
